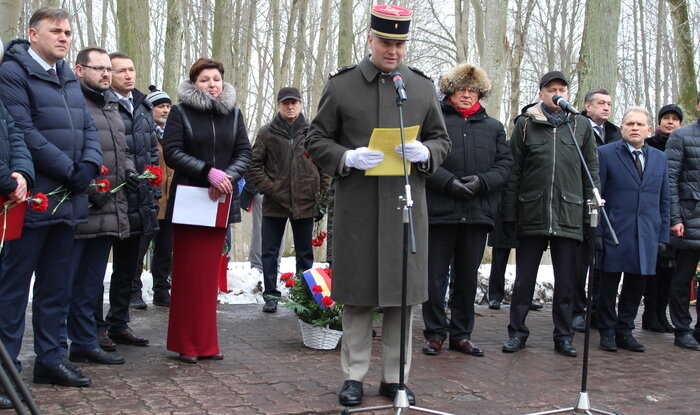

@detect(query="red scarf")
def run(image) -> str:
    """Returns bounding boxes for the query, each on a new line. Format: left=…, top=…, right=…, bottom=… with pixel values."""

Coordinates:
left=449, top=99, right=481, bottom=119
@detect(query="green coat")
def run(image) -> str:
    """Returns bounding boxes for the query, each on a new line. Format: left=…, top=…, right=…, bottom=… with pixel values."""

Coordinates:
left=500, top=103, right=599, bottom=242
left=306, top=56, right=451, bottom=306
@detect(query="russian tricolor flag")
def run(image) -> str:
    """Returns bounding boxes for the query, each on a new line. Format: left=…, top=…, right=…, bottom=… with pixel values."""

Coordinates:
left=303, top=268, right=333, bottom=308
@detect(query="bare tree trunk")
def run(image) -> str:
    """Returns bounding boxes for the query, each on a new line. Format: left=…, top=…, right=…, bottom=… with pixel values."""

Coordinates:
left=270, top=0, right=281, bottom=93
left=197, top=0, right=209, bottom=58
left=100, top=0, right=110, bottom=48
left=574, top=0, right=622, bottom=109
left=337, top=0, right=353, bottom=67
left=237, top=0, right=257, bottom=111
left=71, top=0, right=85, bottom=50
left=638, top=0, right=651, bottom=111
left=454, top=0, right=469, bottom=62
left=470, top=0, right=484, bottom=62
left=85, top=0, right=96, bottom=46
left=667, top=0, right=698, bottom=117
left=291, top=0, right=308, bottom=89
left=480, top=0, right=508, bottom=119
left=0, top=0, right=22, bottom=42
left=212, top=0, right=234, bottom=83
left=162, top=0, right=183, bottom=99
left=654, top=0, right=665, bottom=115
left=507, top=0, right=535, bottom=133
left=280, top=0, right=301, bottom=86
left=117, top=0, right=152, bottom=90
left=310, top=0, right=331, bottom=116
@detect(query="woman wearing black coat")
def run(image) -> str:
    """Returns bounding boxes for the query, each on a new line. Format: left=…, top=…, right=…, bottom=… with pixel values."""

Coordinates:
left=163, top=58, right=251, bottom=363
left=421, top=64, right=513, bottom=356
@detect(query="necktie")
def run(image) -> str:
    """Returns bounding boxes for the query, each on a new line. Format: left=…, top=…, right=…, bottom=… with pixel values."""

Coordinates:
left=122, top=97, right=134, bottom=114
left=633, top=150, right=643, bottom=179
left=594, top=125, right=604, bottom=142
left=47, top=68, right=58, bottom=82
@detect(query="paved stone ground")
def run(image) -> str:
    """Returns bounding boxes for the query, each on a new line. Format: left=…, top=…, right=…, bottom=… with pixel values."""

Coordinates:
left=11, top=303, right=699, bottom=415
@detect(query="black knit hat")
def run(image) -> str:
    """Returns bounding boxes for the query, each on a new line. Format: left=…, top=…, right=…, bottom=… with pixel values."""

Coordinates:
left=657, top=104, right=683, bottom=124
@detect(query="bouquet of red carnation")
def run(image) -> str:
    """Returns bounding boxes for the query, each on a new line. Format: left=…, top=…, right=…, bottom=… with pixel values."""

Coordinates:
left=277, top=268, right=342, bottom=330
left=110, top=165, right=163, bottom=193
left=92, top=179, right=111, bottom=192
left=311, top=221, right=327, bottom=247
left=100, top=165, right=109, bottom=176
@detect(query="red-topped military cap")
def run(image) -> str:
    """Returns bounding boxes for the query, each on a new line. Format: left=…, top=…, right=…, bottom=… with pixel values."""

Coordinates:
left=370, top=4, right=412, bottom=40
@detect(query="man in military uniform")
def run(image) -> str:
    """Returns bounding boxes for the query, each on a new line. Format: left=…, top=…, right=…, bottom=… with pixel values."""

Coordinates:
left=306, top=4, right=451, bottom=407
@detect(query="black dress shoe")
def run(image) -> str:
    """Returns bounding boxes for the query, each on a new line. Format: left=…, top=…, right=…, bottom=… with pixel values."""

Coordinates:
left=338, top=380, right=363, bottom=406
left=554, top=339, right=578, bottom=357
left=153, top=292, right=171, bottom=307
left=0, top=393, right=12, bottom=410
left=33, top=364, right=92, bottom=387
left=422, top=338, right=444, bottom=356
left=599, top=335, right=618, bottom=352
left=108, top=328, right=149, bottom=346
left=616, top=335, right=645, bottom=352
left=488, top=300, right=501, bottom=310
left=63, top=359, right=83, bottom=375
left=449, top=339, right=484, bottom=356
left=97, top=330, right=117, bottom=351
left=529, top=301, right=543, bottom=311
left=129, top=295, right=147, bottom=310
left=674, top=333, right=700, bottom=350
left=379, top=382, right=415, bottom=405
left=262, top=298, right=278, bottom=313
left=179, top=354, right=198, bottom=363
left=572, top=315, right=586, bottom=332
left=199, top=353, right=224, bottom=360
left=70, top=348, right=125, bottom=364
left=502, top=337, right=526, bottom=353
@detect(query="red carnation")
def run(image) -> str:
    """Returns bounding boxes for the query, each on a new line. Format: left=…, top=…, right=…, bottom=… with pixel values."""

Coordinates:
left=26, top=192, right=49, bottom=212
left=280, top=272, right=294, bottom=281
left=325, top=269, right=332, bottom=278
left=312, top=285, right=323, bottom=294
left=93, top=179, right=111, bottom=192
left=285, top=279, right=297, bottom=288
left=143, top=165, right=163, bottom=187
left=100, top=165, right=109, bottom=176
left=321, top=296, right=334, bottom=307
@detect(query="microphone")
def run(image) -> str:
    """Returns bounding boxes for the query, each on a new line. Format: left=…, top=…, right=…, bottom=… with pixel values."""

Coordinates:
left=389, top=70, right=407, bottom=101
left=552, top=95, right=579, bottom=114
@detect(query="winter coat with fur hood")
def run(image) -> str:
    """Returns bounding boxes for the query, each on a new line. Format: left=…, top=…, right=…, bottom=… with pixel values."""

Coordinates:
left=163, top=80, right=252, bottom=224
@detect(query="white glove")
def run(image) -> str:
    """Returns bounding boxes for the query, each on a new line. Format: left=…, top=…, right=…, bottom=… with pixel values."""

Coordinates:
left=395, top=141, right=429, bottom=163
left=344, top=147, right=385, bottom=170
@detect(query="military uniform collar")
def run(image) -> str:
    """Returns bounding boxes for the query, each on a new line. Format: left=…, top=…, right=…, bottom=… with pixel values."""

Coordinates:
left=359, top=55, right=408, bottom=83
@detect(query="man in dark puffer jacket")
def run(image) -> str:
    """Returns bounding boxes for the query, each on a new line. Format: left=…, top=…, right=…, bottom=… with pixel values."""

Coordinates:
left=666, top=93, right=700, bottom=351
left=0, top=7, right=102, bottom=388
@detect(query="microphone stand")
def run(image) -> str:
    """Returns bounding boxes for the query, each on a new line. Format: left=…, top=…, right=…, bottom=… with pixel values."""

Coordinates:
left=342, top=77, right=454, bottom=415
left=527, top=111, right=620, bottom=415
left=0, top=339, right=42, bottom=414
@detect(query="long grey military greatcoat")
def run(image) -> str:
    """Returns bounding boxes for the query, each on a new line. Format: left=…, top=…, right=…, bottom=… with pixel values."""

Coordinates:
left=306, top=56, right=451, bottom=307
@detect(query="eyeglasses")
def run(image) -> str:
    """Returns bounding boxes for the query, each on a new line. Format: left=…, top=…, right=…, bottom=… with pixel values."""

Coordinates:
left=82, top=65, right=114, bottom=73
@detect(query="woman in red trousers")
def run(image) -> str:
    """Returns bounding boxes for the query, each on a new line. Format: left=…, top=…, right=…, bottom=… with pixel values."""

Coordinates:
left=163, top=58, right=251, bottom=363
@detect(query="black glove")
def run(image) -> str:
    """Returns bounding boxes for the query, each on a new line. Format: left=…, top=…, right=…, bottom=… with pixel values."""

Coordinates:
left=594, top=236, right=604, bottom=251
left=460, top=175, right=482, bottom=195
left=501, top=221, right=516, bottom=242
left=240, top=189, right=255, bottom=212
left=446, top=178, right=473, bottom=200
left=88, top=191, right=111, bottom=210
left=125, top=171, right=141, bottom=193
left=68, top=162, right=99, bottom=194
left=658, top=242, right=669, bottom=258
left=314, top=204, right=327, bottom=222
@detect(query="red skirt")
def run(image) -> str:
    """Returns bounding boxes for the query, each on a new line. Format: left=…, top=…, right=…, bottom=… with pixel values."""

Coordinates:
left=167, top=224, right=226, bottom=356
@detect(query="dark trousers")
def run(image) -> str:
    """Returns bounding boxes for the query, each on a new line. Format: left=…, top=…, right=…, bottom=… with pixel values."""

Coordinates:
left=488, top=247, right=510, bottom=302
left=0, top=225, right=75, bottom=370
left=422, top=224, right=488, bottom=342
left=643, top=264, right=673, bottom=319
left=669, top=249, right=700, bottom=336
left=597, top=271, right=646, bottom=336
left=130, top=234, right=152, bottom=298
left=99, top=235, right=142, bottom=331
left=63, top=237, right=115, bottom=353
left=150, top=219, right=173, bottom=296
left=508, top=236, right=578, bottom=341
left=261, top=216, right=314, bottom=297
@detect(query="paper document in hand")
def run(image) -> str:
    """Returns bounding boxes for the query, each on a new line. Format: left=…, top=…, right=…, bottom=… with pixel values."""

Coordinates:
left=172, top=185, right=231, bottom=228
left=365, top=125, right=420, bottom=176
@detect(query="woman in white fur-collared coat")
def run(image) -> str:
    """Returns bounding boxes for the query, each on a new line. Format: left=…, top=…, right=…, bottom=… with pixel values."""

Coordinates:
left=163, top=58, right=251, bottom=363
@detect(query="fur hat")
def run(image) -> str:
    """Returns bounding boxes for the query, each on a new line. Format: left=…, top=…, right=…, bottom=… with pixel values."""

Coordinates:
left=439, top=63, right=492, bottom=99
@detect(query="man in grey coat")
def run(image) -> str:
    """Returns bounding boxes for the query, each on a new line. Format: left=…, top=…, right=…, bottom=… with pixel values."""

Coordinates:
left=306, top=5, right=450, bottom=407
